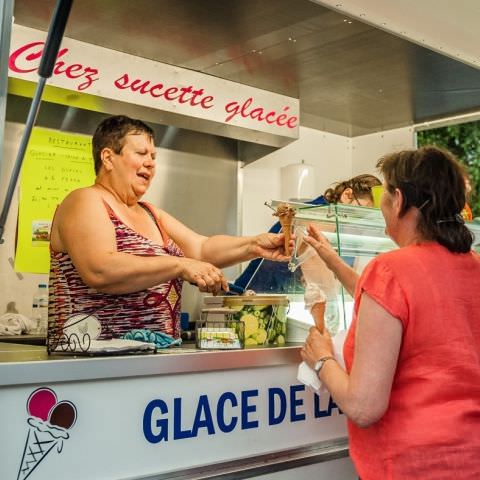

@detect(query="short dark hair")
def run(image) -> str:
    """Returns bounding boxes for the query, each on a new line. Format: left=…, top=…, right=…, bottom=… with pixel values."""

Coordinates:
left=323, top=174, right=381, bottom=204
left=92, top=115, right=155, bottom=174
left=377, top=146, right=473, bottom=253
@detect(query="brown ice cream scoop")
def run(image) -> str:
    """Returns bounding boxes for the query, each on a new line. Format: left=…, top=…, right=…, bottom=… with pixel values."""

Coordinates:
left=48, top=400, right=77, bottom=429
left=311, top=301, right=326, bottom=333
left=274, top=203, right=296, bottom=255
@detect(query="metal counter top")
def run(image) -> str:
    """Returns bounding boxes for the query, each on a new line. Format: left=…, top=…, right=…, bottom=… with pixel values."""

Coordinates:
left=0, top=341, right=303, bottom=387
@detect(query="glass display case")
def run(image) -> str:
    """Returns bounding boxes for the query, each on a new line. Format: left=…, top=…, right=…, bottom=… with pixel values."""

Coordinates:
left=245, top=201, right=480, bottom=339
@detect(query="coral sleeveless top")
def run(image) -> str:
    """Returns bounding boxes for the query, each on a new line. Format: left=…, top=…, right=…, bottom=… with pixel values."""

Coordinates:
left=48, top=201, right=184, bottom=342
left=344, top=243, right=480, bottom=480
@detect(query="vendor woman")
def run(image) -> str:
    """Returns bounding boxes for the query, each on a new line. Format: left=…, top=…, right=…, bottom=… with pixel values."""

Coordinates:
left=47, top=115, right=290, bottom=347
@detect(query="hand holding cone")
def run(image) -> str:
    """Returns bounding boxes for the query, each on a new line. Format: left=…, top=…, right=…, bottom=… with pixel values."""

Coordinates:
left=274, top=203, right=296, bottom=255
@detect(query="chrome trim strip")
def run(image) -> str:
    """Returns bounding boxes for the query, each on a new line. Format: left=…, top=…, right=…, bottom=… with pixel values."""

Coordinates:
left=129, top=438, right=349, bottom=480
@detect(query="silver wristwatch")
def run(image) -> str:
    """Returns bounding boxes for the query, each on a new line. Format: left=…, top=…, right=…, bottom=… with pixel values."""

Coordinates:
left=313, top=356, right=336, bottom=375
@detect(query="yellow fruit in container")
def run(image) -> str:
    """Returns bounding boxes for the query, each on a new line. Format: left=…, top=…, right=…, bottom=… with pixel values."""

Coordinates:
left=255, top=328, right=267, bottom=344
left=223, top=295, right=289, bottom=347
left=242, top=313, right=258, bottom=339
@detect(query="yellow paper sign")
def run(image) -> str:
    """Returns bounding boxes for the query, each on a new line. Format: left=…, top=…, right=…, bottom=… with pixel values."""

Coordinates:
left=15, top=128, right=95, bottom=273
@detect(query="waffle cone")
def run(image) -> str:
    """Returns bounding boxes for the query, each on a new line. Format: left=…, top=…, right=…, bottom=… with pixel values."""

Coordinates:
left=279, top=218, right=293, bottom=254
left=311, top=301, right=326, bottom=333
left=17, top=424, right=59, bottom=480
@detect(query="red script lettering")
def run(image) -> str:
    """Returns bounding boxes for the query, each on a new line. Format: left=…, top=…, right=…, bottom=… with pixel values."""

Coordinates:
left=9, top=42, right=99, bottom=91
left=224, top=97, right=298, bottom=129
left=114, top=73, right=214, bottom=109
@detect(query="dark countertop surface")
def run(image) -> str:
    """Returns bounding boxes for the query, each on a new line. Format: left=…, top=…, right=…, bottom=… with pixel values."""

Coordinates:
left=0, top=334, right=46, bottom=345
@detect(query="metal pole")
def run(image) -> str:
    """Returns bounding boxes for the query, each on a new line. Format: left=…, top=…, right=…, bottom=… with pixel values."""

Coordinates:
left=0, top=0, right=74, bottom=244
left=0, top=0, right=14, bottom=189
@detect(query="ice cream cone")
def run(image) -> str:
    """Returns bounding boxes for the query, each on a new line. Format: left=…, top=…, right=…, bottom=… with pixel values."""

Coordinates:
left=311, top=301, right=326, bottom=333
left=279, top=218, right=293, bottom=254
left=274, top=203, right=296, bottom=255
left=17, top=418, right=68, bottom=480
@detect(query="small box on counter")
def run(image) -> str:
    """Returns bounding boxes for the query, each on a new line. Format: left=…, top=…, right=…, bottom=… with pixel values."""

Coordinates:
left=203, top=294, right=289, bottom=347
left=196, top=308, right=244, bottom=350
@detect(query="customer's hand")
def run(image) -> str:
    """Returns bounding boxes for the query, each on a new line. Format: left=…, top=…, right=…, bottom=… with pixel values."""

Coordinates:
left=250, top=232, right=294, bottom=261
left=303, top=224, right=338, bottom=266
left=179, top=258, right=228, bottom=295
left=301, top=326, right=334, bottom=370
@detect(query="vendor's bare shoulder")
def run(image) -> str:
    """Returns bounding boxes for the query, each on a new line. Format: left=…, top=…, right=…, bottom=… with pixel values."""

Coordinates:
left=50, top=186, right=111, bottom=252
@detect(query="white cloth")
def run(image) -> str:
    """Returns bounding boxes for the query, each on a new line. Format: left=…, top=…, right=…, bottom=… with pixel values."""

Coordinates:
left=297, top=330, right=347, bottom=392
left=0, top=313, right=37, bottom=335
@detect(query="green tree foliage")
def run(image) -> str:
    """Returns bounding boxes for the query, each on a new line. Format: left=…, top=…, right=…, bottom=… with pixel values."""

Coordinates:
left=417, top=122, right=480, bottom=217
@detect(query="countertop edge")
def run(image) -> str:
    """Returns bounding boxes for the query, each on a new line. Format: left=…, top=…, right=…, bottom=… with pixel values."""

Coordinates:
left=0, top=343, right=303, bottom=386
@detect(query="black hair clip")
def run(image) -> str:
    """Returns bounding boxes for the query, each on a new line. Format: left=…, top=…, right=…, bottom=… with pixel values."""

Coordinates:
left=436, top=213, right=465, bottom=225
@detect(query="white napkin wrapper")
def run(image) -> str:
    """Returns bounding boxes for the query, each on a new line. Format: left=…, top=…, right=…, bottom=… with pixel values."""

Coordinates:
left=297, top=330, right=347, bottom=393
left=304, top=282, right=327, bottom=312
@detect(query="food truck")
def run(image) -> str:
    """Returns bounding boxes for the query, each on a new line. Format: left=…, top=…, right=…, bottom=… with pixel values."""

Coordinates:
left=1, top=1, right=479, bottom=479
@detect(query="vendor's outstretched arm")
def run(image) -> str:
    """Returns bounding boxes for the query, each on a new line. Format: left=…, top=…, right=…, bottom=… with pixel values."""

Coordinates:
left=158, top=209, right=291, bottom=268
left=200, top=233, right=291, bottom=267
left=303, top=224, right=359, bottom=296
left=51, top=189, right=228, bottom=294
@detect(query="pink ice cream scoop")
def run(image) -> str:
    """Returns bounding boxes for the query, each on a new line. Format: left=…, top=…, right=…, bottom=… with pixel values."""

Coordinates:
left=27, top=387, right=57, bottom=421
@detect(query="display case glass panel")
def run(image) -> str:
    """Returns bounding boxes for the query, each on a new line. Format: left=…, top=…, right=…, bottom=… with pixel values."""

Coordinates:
left=245, top=201, right=480, bottom=338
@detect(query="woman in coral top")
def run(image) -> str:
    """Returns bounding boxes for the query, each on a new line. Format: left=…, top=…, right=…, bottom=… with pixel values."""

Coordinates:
left=301, top=146, right=480, bottom=479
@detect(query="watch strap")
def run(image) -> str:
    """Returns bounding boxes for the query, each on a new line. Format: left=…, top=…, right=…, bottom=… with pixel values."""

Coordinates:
left=314, top=355, right=336, bottom=374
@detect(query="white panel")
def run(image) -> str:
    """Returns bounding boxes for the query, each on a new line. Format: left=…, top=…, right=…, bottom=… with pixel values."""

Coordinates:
left=0, top=364, right=348, bottom=479
left=351, top=126, right=415, bottom=178
left=312, top=0, right=480, bottom=68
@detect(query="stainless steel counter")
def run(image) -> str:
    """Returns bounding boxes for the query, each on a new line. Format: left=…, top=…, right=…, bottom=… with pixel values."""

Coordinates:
left=0, top=341, right=303, bottom=387
left=0, top=341, right=355, bottom=479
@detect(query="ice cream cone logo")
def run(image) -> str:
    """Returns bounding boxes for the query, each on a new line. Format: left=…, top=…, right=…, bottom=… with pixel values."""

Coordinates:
left=17, top=387, right=77, bottom=480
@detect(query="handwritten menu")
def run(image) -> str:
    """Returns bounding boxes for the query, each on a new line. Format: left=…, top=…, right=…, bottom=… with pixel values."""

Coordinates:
left=15, top=128, right=95, bottom=273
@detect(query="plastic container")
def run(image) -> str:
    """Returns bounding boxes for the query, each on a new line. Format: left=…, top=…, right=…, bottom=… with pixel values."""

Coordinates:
left=286, top=317, right=312, bottom=343
left=33, top=284, right=48, bottom=335
left=196, top=308, right=244, bottom=350
left=223, top=295, right=289, bottom=347
left=31, top=298, right=41, bottom=332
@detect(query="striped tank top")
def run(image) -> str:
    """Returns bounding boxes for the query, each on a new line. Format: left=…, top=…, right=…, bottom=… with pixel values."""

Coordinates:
left=47, top=201, right=184, bottom=344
